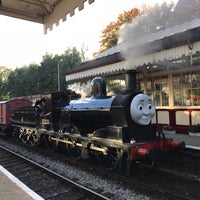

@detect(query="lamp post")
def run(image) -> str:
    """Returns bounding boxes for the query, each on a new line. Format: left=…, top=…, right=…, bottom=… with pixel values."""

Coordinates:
left=57, top=63, right=60, bottom=92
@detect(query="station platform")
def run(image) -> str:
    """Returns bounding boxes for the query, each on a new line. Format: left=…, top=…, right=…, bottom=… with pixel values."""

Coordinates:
left=167, top=133, right=200, bottom=150
left=0, top=165, right=44, bottom=200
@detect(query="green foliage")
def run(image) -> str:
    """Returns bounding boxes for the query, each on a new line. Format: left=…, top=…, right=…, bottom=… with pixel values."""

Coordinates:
left=189, top=124, right=200, bottom=133
left=107, top=79, right=126, bottom=94
left=2, top=47, right=82, bottom=99
left=0, top=66, right=12, bottom=100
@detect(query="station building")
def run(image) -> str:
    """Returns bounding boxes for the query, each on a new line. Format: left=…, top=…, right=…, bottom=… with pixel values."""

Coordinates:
left=65, top=18, right=200, bottom=134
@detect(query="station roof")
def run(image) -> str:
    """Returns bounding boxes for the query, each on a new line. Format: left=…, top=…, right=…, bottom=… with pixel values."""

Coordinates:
left=0, top=0, right=95, bottom=33
left=95, top=17, right=200, bottom=59
left=65, top=17, right=200, bottom=81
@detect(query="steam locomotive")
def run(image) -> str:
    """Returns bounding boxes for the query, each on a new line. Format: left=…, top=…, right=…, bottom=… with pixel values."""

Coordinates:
left=1, top=70, right=185, bottom=173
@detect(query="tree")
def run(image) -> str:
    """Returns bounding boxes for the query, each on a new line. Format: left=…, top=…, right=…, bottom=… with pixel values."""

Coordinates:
left=80, top=43, right=88, bottom=62
left=119, top=0, right=200, bottom=49
left=0, top=66, right=12, bottom=100
left=168, top=0, right=200, bottom=26
left=54, top=47, right=82, bottom=91
left=97, top=0, right=200, bottom=55
left=96, top=8, right=141, bottom=54
left=38, top=53, right=57, bottom=93
left=6, top=65, right=39, bottom=98
left=6, top=47, right=82, bottom=97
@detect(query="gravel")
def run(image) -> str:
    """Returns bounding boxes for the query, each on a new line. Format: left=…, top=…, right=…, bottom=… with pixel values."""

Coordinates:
left=0, top=139, right=154, bottom=200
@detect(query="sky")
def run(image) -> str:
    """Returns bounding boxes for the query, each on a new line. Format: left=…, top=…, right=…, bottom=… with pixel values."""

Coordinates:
left=0, top=0, right=177, bottom=69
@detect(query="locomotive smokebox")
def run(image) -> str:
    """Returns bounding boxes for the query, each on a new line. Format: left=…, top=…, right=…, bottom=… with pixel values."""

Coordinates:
left=125, top=70, right=138, bottom=93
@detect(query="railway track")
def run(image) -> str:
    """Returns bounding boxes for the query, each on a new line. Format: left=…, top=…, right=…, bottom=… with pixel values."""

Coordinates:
left=131, top=167, right=200, bottom=200
left=95, top=163, right=199, bottom=200
left=0, top=136, right=199, bottom=200
left=0, top=145, right=109, bottom=200
left=161, top=148, right=200, bottom=174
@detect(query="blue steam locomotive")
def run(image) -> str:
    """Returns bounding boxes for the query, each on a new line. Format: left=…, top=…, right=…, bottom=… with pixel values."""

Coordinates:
left=8, top=70, right=184, bottom=172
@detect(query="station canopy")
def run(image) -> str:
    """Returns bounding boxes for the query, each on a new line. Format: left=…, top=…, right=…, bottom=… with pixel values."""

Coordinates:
left=65, top=17, right=200, bottom=82
left=0, top=0, right=95, bottom=33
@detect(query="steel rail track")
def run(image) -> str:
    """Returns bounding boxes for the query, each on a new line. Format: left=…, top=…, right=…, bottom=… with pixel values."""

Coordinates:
left=0, top=136, right=199, bottom=200
left=0, top=145, right=109, bottom=200
left=103, top=168, right=195, bottom=200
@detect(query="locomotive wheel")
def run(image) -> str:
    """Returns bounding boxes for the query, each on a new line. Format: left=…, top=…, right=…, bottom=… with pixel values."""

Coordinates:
left=66, top=138, right=82, bottom=160
left=96, top=147, right=121, bottom=170
left=20, top=135, right=27, bottom=143
left=60, top=123, right=80, bottom=134
left=18, top=128, right=26, bottom=143
left=68, top=146, right=82, bottom=160
left=45, top=136, right=57, bottom=151
left=27, top=131, right=39, bottom=147
left=12, top=128, right=20, bottom=139
left=28, top=134, right=36, bottom=146
left=19, top=131, right=28, bottom=143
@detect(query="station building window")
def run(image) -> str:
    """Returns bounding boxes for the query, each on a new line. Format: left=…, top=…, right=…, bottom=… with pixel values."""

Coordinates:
left=140, top=76, right=169, bottom=107
left=173, top=73, right=200, bottom=106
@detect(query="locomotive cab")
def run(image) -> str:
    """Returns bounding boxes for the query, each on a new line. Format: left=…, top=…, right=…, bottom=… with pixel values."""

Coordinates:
left=39, top=91, right=80, bottom=131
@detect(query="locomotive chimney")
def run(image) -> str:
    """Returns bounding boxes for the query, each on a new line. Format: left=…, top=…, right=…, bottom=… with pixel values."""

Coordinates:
left=125, top=70, right=137, bottom=93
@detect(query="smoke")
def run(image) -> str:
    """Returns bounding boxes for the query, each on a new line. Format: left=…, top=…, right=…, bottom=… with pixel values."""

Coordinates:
left=118, top=1, right=178, bottom=69
left=68, top=81, right=91, bottom=98
left=118, top=19, right=147, bottom=70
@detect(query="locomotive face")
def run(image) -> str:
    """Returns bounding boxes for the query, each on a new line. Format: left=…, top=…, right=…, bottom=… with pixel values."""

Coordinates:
left=130, top=94, right=155, bottom=125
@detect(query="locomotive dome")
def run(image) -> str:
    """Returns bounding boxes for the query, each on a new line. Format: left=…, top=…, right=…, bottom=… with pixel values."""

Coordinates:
left=91, top=77, right=106, bottom=98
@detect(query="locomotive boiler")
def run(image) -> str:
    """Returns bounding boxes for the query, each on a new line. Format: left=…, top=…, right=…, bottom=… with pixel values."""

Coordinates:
left=8, top=70, right=184, bottom=173
left=61, top=70, right=156, bottom=143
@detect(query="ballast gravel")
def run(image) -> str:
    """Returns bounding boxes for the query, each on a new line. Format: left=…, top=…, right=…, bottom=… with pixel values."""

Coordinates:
left=0, top=139, right=155, bottom=200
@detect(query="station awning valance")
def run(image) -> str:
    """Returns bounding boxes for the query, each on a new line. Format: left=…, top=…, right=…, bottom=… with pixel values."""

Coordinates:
left=0, top=0, right=95, bottom=33
left=65, top=41, right=200, bottom=82
left=65, top=17, right=200, bottom=82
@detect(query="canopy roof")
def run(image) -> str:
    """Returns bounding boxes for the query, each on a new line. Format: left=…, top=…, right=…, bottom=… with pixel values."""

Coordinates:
left=0, top=0, right=95, bottom=33
left=65, top=18, right=200, bottom=82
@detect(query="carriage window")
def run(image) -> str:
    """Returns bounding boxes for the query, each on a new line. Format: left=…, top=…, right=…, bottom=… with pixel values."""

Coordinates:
left=173, top=73, right=200, bottom=106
